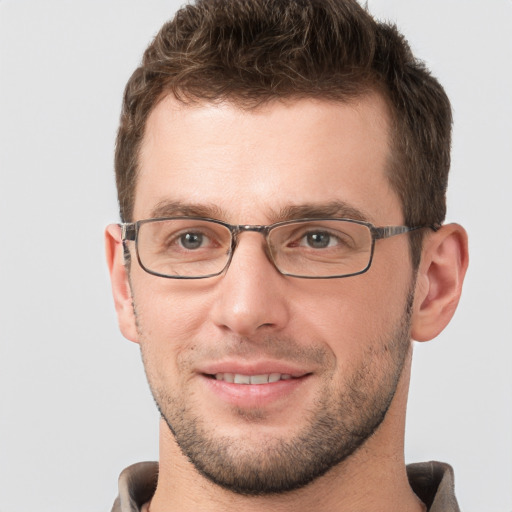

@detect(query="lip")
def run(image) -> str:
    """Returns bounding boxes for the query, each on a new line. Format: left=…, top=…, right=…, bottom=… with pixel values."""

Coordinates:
left=197, top=360, right=313, bottom=408
left=198, top=360, right=311, bottom=378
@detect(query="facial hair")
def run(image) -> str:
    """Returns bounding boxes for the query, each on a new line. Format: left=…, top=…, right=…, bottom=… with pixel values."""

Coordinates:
left=137, top=289, right=414, bottom=496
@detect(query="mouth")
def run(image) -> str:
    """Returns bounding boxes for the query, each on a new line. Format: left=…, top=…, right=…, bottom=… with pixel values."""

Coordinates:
left=200, top=366, right=312, bottom=407
left=198, top=362, right=313, bottom=407
left=209, top=372, right=297, bottom=384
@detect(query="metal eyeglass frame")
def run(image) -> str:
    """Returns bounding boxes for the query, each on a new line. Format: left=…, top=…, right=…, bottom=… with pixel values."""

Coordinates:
left=120, top=217, right=439, bottom=279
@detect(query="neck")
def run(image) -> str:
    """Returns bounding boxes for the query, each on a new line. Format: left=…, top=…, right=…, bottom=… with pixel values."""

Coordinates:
left=149, top=353, right=424, bottom=512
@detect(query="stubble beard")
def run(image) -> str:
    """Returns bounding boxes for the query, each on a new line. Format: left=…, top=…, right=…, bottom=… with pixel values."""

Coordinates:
left=137, top=291, right=414, bottom=496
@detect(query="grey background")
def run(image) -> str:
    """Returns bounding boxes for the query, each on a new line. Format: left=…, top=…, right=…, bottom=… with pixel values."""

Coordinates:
left=0, top=1, right=511, bottom=511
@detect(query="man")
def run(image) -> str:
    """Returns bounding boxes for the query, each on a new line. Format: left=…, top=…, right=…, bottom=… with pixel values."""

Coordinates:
left=105, top=0, right=468, bottom=510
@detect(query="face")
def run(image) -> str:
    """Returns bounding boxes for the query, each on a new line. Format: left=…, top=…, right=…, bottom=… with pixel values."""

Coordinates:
left=124, top=95, right=416, bottom=494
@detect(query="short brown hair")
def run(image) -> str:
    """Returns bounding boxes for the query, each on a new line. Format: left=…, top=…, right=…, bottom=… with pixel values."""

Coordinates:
left=115, top=0, right=452, bottom=267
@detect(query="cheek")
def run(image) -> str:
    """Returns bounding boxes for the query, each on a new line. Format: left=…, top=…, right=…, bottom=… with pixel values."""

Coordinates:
left=134, top=288, right=208, bottom=393
left=292, top=270, right=411, bottom=360
left=131, top=274, right=216, bottom=353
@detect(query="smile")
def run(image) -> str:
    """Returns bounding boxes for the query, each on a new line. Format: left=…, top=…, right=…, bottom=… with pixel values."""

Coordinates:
left=200, top=368, right=313, bottom=407
left=214, top=373, right=293, bottom=384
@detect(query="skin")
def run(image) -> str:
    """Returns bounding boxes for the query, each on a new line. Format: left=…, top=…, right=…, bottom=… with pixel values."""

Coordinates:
left=106, top=94, right=468, bottom=511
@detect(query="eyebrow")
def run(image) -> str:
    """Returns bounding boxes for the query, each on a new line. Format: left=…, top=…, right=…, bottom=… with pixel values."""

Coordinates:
left=148, top=200, right=372, bottom=224
left=274, top=202, right=371, bottom=223
left=149, top=201, right=227, bottom=219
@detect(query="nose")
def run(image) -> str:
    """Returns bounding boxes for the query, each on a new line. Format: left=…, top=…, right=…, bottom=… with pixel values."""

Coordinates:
left=209, top=232, right=291, bottom=337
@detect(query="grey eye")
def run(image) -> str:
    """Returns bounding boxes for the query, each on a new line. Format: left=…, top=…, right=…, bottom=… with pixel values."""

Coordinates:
left=306, top=232, right=331, bottom=248
left=180, top=232, right=204, bottom=249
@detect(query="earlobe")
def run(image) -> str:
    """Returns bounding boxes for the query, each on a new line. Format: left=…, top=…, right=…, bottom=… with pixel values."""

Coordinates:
left=411, top=224, right=469, bottom=342
left=105, top=224, right=139, bottom=343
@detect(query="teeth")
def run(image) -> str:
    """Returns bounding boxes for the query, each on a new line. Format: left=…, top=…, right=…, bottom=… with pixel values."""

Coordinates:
left=234, top=374, right=251, bottom=384
left=250, top=374, right=269, bottom=384
left=214, top=373, right=294, bottom=384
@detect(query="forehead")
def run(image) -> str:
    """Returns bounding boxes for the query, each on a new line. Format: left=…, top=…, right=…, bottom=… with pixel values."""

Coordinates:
left=135, top=95, right=401, bottom=224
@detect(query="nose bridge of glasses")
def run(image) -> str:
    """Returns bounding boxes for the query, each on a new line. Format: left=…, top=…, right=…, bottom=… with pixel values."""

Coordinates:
left=231, top=224, right=271, bottom=244
left=230, top=224, right=275, bottom=262
left=236, top=224, right=269, bottom=234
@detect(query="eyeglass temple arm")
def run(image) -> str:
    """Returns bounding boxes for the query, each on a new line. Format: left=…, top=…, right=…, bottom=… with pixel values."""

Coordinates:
left=372, top=223, right=441, bottom=240
left=120, top=223, right=137, bottom=241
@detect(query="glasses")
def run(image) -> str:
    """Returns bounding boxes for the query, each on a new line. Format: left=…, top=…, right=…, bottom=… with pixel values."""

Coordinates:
left=120, top=217, right=434, bottom=279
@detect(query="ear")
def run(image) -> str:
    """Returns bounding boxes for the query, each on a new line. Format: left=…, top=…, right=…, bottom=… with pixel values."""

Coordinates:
left=411, top=223, right=469, bottom=342
left=105, top=224, right=139, bottom=343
